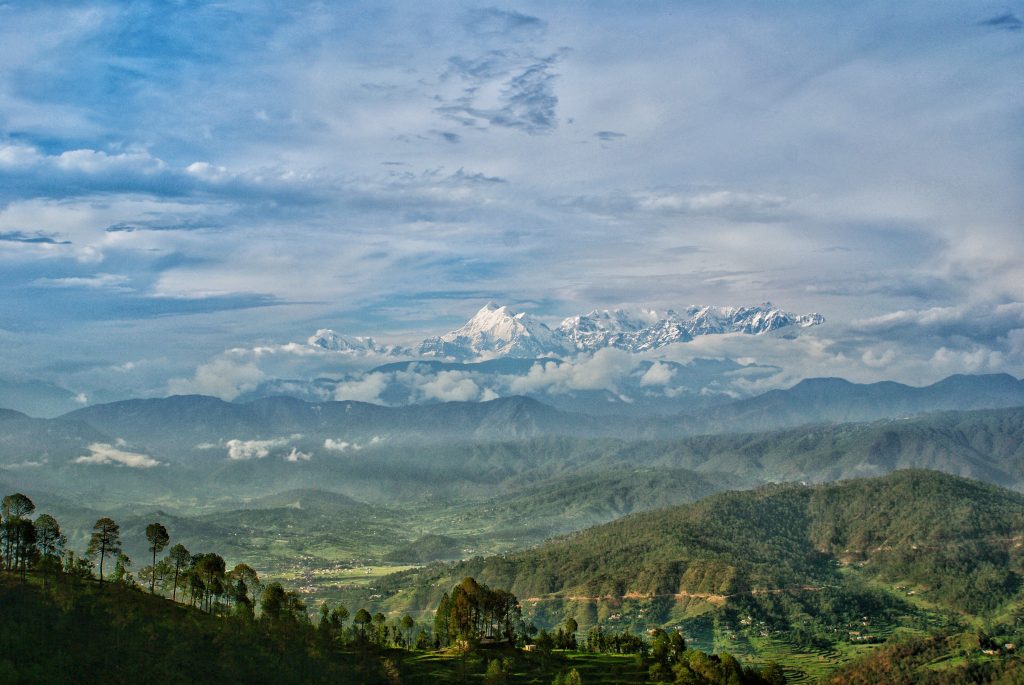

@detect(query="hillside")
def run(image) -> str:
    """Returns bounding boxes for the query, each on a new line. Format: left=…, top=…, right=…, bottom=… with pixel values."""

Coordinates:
left=377, top=470, right=1024, bottom=622
left=824, top=634, right=1024, bottom=684
left=0, top=574, right=775, bottom=685
left=657, top=407, right=1024, bottom=489
left=0, top=575, right=377, bottom=684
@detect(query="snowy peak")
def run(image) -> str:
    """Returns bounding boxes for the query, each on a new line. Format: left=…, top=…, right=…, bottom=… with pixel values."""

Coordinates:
left=676, top=302, right=826, bottom=336
left=418, top=303, right=564, bottom=360
left=560, top=302, right=823, bottom=353
left=559, top=309, right=657, bottom=335
left=308, top=330, right=408, bottom=356
left=560, top=308, right=691, bottom=352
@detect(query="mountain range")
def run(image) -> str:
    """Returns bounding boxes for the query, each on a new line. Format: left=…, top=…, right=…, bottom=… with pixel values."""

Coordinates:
left=2, top=372, right=1014, bottom=456
left=310, top=301, right=825, bottom=360
left=1, top=372, right=1024, bottom=510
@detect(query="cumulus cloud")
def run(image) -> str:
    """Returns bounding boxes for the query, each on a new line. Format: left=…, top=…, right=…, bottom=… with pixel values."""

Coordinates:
left=0, top=143, right=326, bottom=205
left=640, top=362, right=676, bottom=386
left=418, top=370, right=483, bottom=402
left=861, top=347, right=896, bottom=368
left=225, top=436, right=299, bottom=461
left=323, top=436, right=382, bottom=453
left=333, top=373, right=390, bottom=403
left=167, top=357, right=266, bottom=400
left=508, top=348, right=641, bottom=395
left=284, top=447, right=311, bottom=462
left=659, top=323, right=1024, bottom=394
left=74, top=443, right=161, bottom=468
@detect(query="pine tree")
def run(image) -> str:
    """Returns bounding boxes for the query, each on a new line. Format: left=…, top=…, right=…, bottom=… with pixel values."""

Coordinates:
left=166, top=543, right=191, bottom=601
left=86, top=517, right=121, bottom=583
left=145, top=522, right=170, bottom=593
left=2, top=493, right=35, bottom=571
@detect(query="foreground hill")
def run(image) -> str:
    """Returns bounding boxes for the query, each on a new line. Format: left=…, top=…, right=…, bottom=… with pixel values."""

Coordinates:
left=0, top=574, right=779, bottom=685
left=379, top=470, right=1024, bottom=624
left=824, top=633, right=1024, bottom=684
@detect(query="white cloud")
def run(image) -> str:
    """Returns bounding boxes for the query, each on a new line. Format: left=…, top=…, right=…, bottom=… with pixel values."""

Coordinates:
left=225, top=436, right=298, bottom=461
left=167, top=356, right=266, bottom=400
left=32, top=273, right=131, bottom=291
left=418, top=370, right=482, bottom=402
left=74, top=443, right=161, bottom=468
left=929, top=346, right=1005, bottom=374
left=0, top=144, right=43, bottom=168
left=508, top=348, right=641, bottom=395
left=1, top=458, right=47, bottom=470
left=861, top=348, right=896, bottom=368
left=323, top=436, right=382, bottom=453
left=333, top=372, right=390, bottom=403
left=639, top=362, right=676, bottom=386
left=284, top=447, right=311, bottom=462
left=54, top=148, right=165, bottom=175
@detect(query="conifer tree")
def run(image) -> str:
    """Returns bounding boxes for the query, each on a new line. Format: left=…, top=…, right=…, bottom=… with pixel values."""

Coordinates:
left=145, top=522, right=170, bottom=593
left=34, top=514, right=63, bottom=561
left=166, top=543, right=191, bottom=601
left=2, top=493, right=35, bottom=572
left=86, top=517, right=121, bottom=583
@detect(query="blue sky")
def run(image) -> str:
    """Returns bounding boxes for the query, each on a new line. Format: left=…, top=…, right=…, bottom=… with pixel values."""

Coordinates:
left=0, top=1, right=1022, bottom=402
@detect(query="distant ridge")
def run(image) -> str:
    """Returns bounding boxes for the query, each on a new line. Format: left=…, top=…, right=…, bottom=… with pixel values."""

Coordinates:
left=52, top=372, right=1024, bottom=445
left=681, top=372, right=1024, bottom=432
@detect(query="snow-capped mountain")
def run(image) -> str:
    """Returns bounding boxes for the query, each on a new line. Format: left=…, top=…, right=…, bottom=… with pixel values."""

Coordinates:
left=559, top=303, right=824, bottom=354
left=559, top=309, right=692, bottom=352
left=310, top=302, right=824, bottom=361
left=308, top=329, right=409, bottom=356
left=417, top=304, right=566, bottom=360
left=682, top=303, right=825, bottom=336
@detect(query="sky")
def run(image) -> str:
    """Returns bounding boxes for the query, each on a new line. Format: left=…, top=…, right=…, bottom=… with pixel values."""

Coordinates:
left=0, top=0, right=1022, bottom=404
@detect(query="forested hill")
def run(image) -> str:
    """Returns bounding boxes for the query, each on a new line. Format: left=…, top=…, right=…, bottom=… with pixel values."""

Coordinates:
left=382, top=470, right=1024, bottom=618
